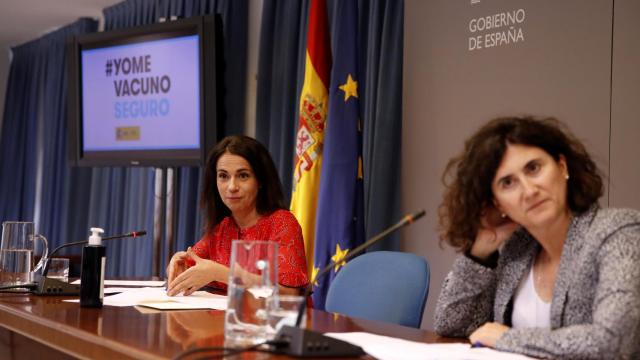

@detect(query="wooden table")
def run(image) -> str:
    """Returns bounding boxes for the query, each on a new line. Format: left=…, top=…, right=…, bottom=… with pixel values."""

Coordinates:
left=0, top=292, right=462, bottom=359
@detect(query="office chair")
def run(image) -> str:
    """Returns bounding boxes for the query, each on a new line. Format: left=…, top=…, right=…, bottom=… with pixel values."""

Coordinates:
left=324, top=251, right=430, bottom=328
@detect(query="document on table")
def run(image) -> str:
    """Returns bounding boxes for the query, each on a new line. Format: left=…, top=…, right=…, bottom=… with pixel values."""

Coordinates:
left=325, top=332, right=534, bottom=360
left=71, top=279, right=166, bottom=287
left=64, top=287, right=227, bottom=310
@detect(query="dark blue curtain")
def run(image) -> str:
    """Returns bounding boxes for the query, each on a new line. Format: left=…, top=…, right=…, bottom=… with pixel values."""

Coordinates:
left=97, top=0, right=248, bottom=277
left=255, top=0, right=309, bottom=202
left=357, top=0, right=404, bottom=250
left=256, top=0, right=403, bottom=248
left=0, top=18, right=98, bottom=251
left=0, top=41, right=42, bottom=223
left=38, top=20, right=100, bottom=256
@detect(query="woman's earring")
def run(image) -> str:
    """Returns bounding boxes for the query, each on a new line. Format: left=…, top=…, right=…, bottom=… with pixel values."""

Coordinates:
left=565, top=174, right=570, bottom=180
left=501, top=213, right=507, bottom=218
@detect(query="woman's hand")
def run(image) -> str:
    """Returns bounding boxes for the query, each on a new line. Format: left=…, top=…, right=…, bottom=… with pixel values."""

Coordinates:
left=469, top=322, right=509, bottom=347
left=167, top=250, right=189, bottom=288
left=470, top=207, right=520, bottom=260
left=167, top=248, right=228, bottom=296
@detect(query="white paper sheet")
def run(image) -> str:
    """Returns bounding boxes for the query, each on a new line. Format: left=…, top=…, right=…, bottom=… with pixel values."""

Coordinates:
left=104, top=287, right=139, bottom=294
left=136, top=300, right=215, bottom=310
left=70, top=279, right=166, bottom=287
left=64, top=287, right=227, bottom=310
left=325, top=332, right=534, bottom=360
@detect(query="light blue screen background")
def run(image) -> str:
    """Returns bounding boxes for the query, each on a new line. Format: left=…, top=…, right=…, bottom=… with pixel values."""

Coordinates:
left=81, top=35, right=200, bottom=151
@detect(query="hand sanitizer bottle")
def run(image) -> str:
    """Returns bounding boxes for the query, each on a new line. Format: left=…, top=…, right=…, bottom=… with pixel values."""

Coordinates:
left=80, top=227, right=105, bottom=308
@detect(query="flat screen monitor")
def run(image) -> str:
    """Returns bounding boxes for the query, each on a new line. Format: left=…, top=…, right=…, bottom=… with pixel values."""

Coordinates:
left=67, top=16, right=217, bottom=167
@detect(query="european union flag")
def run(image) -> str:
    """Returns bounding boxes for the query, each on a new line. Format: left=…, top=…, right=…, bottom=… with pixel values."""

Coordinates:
left=312, top=0, right=364, bottom=310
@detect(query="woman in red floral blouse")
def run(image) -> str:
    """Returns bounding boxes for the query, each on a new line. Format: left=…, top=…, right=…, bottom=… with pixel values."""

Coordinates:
left=167, top=136, right=309, bottom=296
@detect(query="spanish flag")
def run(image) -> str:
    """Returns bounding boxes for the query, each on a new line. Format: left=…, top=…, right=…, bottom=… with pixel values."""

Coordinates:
left=290, top=0, right=331, bottom=276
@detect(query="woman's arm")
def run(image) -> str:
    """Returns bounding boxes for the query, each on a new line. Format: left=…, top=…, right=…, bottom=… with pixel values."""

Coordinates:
left=168, top=248, right=305, bottom=296
left=435, top=209, right=517, bottom=337
left=167, top=235, right=212, bottom=290
left=434, top=255, right=499, bottom=337
left=167, top=248, right=228, bottom=296
left=273, top=211, right=310, bottom=290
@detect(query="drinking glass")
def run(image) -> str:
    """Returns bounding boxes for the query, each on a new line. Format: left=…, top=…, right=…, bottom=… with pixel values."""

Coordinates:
left=48, top=258, right=70, bottom=282
left=267, top=295, right=306, bottom=336
left=224, top=240, right=278, bottom=346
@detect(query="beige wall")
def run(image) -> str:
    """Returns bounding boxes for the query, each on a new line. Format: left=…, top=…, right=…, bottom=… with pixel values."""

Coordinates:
left=402, top=0, right=615, bottom=329
left=610, top=0, right=640, bottom=208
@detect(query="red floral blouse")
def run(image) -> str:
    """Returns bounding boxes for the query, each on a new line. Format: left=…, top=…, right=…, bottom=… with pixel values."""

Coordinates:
left=190, top=209, right=309, bottom=289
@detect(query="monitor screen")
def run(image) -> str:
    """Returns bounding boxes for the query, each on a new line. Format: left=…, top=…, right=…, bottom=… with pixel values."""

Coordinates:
left=68, top=16, right=217, bottom=167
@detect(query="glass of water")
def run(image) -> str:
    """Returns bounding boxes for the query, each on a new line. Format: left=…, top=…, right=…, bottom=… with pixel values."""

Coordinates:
left=48, top=258, right=70, bottom=282
left=224, top=240, right=278, bottom=346
left=267, top=295, right=307, bottom=336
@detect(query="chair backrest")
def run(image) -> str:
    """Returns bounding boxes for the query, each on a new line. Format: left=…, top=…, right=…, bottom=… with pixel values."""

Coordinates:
left=324, top=251, right=430, bottom=328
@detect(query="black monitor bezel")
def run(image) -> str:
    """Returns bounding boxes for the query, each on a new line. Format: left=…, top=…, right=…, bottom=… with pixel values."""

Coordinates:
left=67, top=16, right=217, bottom=167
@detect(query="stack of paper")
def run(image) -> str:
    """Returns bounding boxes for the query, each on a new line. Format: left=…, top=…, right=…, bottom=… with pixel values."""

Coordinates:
left=71, top=279, right=166, bottom=287
left=64, top=287, right=227, bottom=310
left=326, top=332, right=534, bottom=360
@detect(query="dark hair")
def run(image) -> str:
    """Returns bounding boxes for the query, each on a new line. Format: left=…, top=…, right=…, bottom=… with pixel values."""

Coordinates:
left=438, top=116, right=603, bottom=252
left=201, top=135, right=286, bottom=235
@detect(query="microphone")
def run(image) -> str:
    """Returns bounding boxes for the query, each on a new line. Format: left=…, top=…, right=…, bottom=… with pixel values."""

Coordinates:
left=272, top=210, right=426, bottom=357
left=33, top=230, right=147, bottom=296
left=41, top=231, right=147, bottom=276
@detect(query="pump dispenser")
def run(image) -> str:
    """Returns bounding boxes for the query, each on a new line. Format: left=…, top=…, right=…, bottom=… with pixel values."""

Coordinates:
left=88, top=227, right=103, bottom=246
left=80, top=227, right=106, bottom=307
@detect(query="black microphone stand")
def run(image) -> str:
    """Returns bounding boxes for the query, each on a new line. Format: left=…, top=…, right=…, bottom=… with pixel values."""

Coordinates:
left=272, top=210, right=426, bottom=357
left=33, top=231, right=147, bottom=296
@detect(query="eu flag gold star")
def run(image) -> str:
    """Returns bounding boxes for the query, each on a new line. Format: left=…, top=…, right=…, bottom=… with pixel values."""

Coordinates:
left=311, top=265, right=320, bottom=286
left=331, top=244, right=349, bottom=272
left=339, top=74, right=358, bottom=102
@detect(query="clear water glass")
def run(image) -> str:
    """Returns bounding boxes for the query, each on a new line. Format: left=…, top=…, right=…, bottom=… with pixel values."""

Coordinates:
left=48, top=258, right=70, bottom=282
left=224, top=240, right=278, bottom=346
left=267, top=295, right=307, bottom=336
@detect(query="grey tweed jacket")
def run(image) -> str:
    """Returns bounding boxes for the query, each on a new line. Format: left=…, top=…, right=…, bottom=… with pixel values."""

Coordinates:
left=434, top=206, right=640, bottom=359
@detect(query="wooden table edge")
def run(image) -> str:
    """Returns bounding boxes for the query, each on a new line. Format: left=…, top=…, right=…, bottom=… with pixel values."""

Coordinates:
left=0, top=301, right=164, bottom=360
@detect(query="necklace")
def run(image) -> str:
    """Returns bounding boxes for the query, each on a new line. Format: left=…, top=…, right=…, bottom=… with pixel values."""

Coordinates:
left=534, top=257, right=544, bottom=288
left=533, top=251, right=557, bottom=302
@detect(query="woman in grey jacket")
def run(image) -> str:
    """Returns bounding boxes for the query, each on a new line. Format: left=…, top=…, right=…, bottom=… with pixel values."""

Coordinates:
left=435, top=116, right=640, bottom=359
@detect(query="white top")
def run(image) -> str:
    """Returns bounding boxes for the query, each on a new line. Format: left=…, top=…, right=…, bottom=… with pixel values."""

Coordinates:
left=511, top=264, right=551, bottom=329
